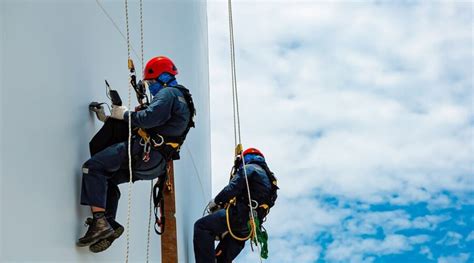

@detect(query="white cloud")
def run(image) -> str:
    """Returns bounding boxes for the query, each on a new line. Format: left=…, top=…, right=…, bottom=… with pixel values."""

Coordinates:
left=466, top=231, right=474, bottom=242
left=411, top=214, right=451, bottom=230
left=420, top=245, right=434, bottom=260
left=235, top=235, right=322, bottom=263
left=437, top=253, right=470, bottom=263
left=325, top=234, right=412, bottom=262
left=436, top=231, right=464, bottom=246
left=265, top=197, right=349, bottom=238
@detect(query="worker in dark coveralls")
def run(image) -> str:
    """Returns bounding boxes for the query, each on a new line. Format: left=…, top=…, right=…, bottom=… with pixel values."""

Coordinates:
left=77, top=56, right=192, bottom=253
left=193, top=148, right=275, bottom=263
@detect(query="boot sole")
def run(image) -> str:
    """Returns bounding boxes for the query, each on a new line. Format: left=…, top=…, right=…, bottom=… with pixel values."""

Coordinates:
left=76, top=229, right=115, bottom=247
left=89, top=226, right=124, bottom=253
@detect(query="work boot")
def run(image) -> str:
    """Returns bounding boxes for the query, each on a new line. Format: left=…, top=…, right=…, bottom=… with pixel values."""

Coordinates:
left=89, top=218, right=124, bottom=253
left=89, top=102, right=108, bottom=122
left=76, top=214, right=114, bottom=247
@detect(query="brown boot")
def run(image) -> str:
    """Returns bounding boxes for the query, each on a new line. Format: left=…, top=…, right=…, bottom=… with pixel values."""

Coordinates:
left=77, top=215, right=114, bottom=247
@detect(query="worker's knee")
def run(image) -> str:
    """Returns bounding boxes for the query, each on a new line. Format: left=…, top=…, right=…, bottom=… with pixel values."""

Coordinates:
left=82, top=157, right=105, bottom=174
left=194, top=218, right=204, bottom=233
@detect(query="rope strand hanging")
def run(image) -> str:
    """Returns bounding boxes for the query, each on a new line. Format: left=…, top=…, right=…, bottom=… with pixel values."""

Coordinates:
left=227, top=0, right=262, bottom=262
left=95, top=0, right=153, bottom=261
left=124, top=0, right=133, bottom=261
left=124, top=0, right=146, bottom=262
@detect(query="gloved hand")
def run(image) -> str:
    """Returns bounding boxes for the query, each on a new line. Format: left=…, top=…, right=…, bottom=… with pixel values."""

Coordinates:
left=89, top=102, right=108, bottom=122
left=110, top=105, right=128, bottom=120
left=207, top=199, right=219, bottom=214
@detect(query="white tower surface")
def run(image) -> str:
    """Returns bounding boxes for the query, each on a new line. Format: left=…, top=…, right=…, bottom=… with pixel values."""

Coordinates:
left=0, top=1, right=211, bottom=262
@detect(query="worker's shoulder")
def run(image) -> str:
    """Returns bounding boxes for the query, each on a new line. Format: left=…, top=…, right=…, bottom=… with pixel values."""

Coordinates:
left=153, top=87, right=180, bottom=100
left=244, top=163, right=265, bottom=175
left=160, top=85, right=188, bottom=98
left=169, top=85, right=191, bottom=96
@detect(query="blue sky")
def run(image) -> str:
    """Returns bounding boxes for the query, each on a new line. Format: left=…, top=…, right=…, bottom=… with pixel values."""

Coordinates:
left=208, top=1, right=473, bottom=262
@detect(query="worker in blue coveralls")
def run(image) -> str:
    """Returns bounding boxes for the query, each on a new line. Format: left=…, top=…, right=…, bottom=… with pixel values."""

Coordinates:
left=77, top=56, right=194, bottom=253
left=194, top=148, right=277, bottom=263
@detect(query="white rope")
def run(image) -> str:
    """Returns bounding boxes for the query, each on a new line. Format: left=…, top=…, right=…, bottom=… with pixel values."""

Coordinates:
left=228, top=0, right=239, bottom=147
left=96, top=0, right=149, bottom=261
left=227, top=0, right=262, bottom=262
left=124, top=0, right=133, bottom=262
left=146, top=180, right=153, bottom=263
left=136, top=1, right=154, bottom=261
left=139, top=0, right=145, bottom=74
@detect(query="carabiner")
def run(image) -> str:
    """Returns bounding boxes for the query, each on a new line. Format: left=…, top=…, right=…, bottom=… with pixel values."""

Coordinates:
left=143, top=142, right=151, bottom=162
left=152, top=134, right=164, bottom=147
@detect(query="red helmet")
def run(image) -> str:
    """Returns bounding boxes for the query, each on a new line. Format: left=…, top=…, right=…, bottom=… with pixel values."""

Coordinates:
left=243, top=148, right=264, bottom=158
left=143, top=56, right=178, bottom=80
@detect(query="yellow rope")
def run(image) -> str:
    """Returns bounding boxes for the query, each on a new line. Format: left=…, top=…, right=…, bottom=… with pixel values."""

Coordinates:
left=225, top=202, right=254, bottom=242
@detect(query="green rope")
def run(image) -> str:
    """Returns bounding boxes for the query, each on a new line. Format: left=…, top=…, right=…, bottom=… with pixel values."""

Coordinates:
left=247, top=218, right=269, bottom=259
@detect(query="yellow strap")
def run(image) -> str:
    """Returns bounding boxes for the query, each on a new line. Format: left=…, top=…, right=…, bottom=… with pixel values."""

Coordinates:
left=138, top=129, right=181, bottom=149
left=259, top=204, right=269, bottom=210
left=166, top=142, right=180, bottom=149
left=137, top=128, right=150, bottom=142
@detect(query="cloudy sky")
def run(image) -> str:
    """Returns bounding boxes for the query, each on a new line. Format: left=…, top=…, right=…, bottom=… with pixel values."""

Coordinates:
left=207, top=1, right=473, bottom=262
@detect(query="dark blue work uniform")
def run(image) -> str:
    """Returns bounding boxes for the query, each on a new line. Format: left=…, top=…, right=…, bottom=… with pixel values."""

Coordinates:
left=193, top=155, right=272, bottom=263
left=80, top=85, right=190, bottom=220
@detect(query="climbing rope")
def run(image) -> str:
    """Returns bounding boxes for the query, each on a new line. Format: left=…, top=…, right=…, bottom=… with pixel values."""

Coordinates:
left=225, top=199, right=253, bottom=241
left=136, top=3, right=154, bottom=262
left=124, top=0, right=145, bottom=262
left=146, top=180, right=153, bottom=263
left=227, top=0, right=262, bottom=261
left=228, top=0, right=240, bottom=147
left=139, top=0, right=145, bottom=73
left=96, top=1, right=156, bottom=261
left=124, top=0, right=133, bottom=261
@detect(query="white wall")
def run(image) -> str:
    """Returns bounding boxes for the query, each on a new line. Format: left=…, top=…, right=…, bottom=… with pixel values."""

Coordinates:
left=0, top=0, right=211, bottom=262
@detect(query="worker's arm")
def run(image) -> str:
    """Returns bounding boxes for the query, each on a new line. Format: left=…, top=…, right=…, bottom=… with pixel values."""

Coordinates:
left=123, top=88, right=174, bottom=129
left=214, top=166, right=254, bottom=205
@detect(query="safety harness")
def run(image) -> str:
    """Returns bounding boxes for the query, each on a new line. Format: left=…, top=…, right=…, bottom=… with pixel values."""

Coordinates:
left=220, top=160, right=278, bottom=259
left=135, top=84, right=196, bottom=235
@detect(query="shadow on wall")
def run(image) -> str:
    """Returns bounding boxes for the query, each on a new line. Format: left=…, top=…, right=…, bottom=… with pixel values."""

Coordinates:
left=74, top=111, right=98, bottom=239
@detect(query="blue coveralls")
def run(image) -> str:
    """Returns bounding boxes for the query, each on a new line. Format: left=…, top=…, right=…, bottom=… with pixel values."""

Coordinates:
left=193, top=156, right=272, bottom=263
left=80, top=84, right=190, bottom=220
